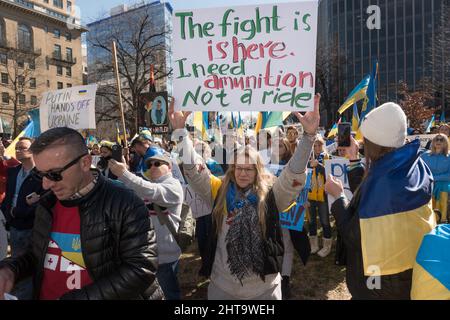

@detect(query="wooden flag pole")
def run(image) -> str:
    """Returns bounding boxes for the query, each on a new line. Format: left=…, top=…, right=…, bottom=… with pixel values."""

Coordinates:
left=111, top=41, right=128, bottom=148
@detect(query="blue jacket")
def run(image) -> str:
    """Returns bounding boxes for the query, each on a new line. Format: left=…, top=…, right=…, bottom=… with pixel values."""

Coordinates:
left=420, top=152, right=450, bottom=183
left=1, top=165, right=43, bottom=230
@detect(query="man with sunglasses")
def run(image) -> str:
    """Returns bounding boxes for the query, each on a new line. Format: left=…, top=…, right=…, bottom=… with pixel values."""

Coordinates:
left=109, top=147, right=184, bottom=300
left=0, top=127, right=161, bottom=300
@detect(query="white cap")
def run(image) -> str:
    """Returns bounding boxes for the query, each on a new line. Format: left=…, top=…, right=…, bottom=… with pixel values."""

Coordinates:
left=360, top=102, right=407, bottom=148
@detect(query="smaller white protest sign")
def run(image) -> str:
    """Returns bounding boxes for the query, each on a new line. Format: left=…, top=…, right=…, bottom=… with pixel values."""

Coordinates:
left=40, top=84, right=97, bottom=132
left=184, top=184, right=212, bottom=219
left=407, top=134, right=437, bottom=148
left=324, top=158, right=353, bottom=211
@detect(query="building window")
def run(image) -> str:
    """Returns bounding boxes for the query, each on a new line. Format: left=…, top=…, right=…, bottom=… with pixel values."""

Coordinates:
left=1, top=92, right=9, bottom=104
left=54, top=44, right=61, bottom=59
left=1, top=73, right=8, bottom=84
left=53, top=0, right=63, bottom=9
left=66, top=67, right=71, bottom=77
left=18, top=75, right=24, bottom=86
left=47, top=80, right=50, bottom=87
left=17, top=59, right=24, bottom=68
left=57, top=65, right=63, bottom=76
left=66, top=48, right=73, bottom=62
left=65, top=32, right=71, bottom=42
left=57, top=82, right=63, bottom=89
left=0, top=53, right=7, bottom=65
left=29, top=59, right=35, bottom=70
left=18, top=94, right=25, bottom=105
left=30, top=78, right=36, bottom=88
left=31, top=95, right=37, bottom=105
left=67, top=1, right=72, bottom=13
left=18, top=24, right=33, bottom=51
left=44, top=0, right=49, bottom=3
left=67, top=83, right=72, bottom=88
left=54, top=29, right=61, bottom=38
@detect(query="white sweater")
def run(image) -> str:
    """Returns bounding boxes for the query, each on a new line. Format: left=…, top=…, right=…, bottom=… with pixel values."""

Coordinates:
left=119, top=171, right=183, bottom=264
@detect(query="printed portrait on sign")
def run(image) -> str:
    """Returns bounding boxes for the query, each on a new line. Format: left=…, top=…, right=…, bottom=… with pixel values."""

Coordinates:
left=151, top=96, right=167, bottom=126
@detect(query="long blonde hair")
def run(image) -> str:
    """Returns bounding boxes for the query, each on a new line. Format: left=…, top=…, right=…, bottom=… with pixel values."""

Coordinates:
left=431, top=134, right=449, bottom=155
left=212, top=146, right=272, bottom=238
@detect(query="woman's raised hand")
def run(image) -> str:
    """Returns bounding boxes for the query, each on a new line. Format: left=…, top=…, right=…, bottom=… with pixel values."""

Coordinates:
left=168, top=98, right=191, bottom=130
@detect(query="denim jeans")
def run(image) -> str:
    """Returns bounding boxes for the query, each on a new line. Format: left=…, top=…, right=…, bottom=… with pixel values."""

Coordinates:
left=196, top=214, right=212, bottom=262
left=156, top=260, right=181, bottom=300
left=9, top=227, right=33, bottom=299
left=308, top=200, right=332, bottom=238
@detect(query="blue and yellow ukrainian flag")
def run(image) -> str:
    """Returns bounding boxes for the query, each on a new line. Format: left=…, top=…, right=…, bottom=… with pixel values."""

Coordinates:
left=358, top=140, right=436, bottom=276
left=352, top=103, right=360, bottom=132
left=338, top=74, right=371, bottom=114
left=359, top=60, right=379, bottom=125
left=426, top=114, right=436, bottom=133
left=5, top=116, right=40, bottom=158
left=193, top=112, right=209, bottom=141
left=440, top=110, right=446, bottom=124
left=255, top=112, right=269, bottom=134
left=411, top=224, right=450, bottom=300
left=327, top=118, right=341, bottom=138
left=263, top=112, right=291, bottom=129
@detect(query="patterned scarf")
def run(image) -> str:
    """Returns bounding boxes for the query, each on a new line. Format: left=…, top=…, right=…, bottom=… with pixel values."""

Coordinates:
left=225, top=182, right=265, bottom=285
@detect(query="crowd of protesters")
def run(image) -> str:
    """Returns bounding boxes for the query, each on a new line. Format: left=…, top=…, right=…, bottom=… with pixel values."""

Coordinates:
left=0, top=94, right=449, bottom=300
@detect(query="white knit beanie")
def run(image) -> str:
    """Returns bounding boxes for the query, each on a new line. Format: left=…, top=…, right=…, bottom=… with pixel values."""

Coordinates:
left=359, top=102, right=407, bottom=148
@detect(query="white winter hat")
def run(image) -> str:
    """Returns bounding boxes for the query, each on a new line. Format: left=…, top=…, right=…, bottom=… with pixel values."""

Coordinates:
left=359, top=102, right=407, bottom=148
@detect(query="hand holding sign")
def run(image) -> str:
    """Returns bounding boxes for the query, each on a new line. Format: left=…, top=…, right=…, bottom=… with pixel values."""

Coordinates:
left=325, top=174, right=344, bottom=198
left=168, top=98, right=191, bottom=130
left=294, top=93, right=321, bottom=135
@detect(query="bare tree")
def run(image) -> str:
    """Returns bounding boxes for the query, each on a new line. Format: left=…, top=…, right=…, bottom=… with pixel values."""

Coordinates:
left=88, top=2, right=172, bottom=135
left=315, top=36, right=347, bottom=128
left=0, top=50, right=41, bottom=137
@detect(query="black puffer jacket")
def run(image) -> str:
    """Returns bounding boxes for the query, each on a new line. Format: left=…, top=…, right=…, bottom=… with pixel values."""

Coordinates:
left=0, top=172, right=162, bottom=300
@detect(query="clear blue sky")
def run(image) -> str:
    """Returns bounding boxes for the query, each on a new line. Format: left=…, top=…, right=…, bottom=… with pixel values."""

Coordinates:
left=76, top=0, right=303, bottom=24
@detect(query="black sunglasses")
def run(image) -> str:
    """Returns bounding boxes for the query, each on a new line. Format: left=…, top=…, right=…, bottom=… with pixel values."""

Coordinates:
left=33, top=153, right=88, bottom=182
left=148, top=161, right=164, bottom=168
left=435, top=137, right=445, bottom=142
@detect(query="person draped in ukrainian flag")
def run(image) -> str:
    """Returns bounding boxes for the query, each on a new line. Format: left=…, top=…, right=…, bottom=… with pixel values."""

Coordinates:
left=411, top=224, right=450, bottom=299
left=325, top=102, right=436, bottom=299
left=168, top=95, right=321, bottom=300
left=420, top=134, right=450, bottom=224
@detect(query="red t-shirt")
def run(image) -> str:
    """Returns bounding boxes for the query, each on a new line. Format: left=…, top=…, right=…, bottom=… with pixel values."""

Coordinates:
left=40, top=201, right=93, bottom=300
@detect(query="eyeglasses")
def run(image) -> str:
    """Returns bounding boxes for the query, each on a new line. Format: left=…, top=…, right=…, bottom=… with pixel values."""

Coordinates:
left=32, top=153, right=88, bottom=182
left=435, top=137, right=445, bottom=142
left=15, top=147, right=29, bottom=151
left=235, top=166, right=256, bottom=175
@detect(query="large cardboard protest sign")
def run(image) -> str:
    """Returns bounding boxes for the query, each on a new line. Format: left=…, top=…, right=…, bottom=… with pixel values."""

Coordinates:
left=324, top=157, right=353, bottom=211
left=40, top=85, right=97, bottom=132
left=173, top=1, right=318, bottom=112
left=139, top=92, right=169, bottom=135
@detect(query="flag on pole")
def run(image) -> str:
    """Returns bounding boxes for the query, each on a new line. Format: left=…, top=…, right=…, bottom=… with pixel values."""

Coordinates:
left=327, top=118, right=342, bottom=139
left=263, top=112, right=291, bottom=129
left=441, top=110, right=446, bottom=123
left=352, top=103, right=360, bottom=132
left=426, top=114, right=436, bottom=133
left=338, top=75, right=371, bottom=114
left=193, top=112, right=209, bottom=140
left=255, top=112, right=269, bottom=134
left=359, top=60, right=379, bottom=125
